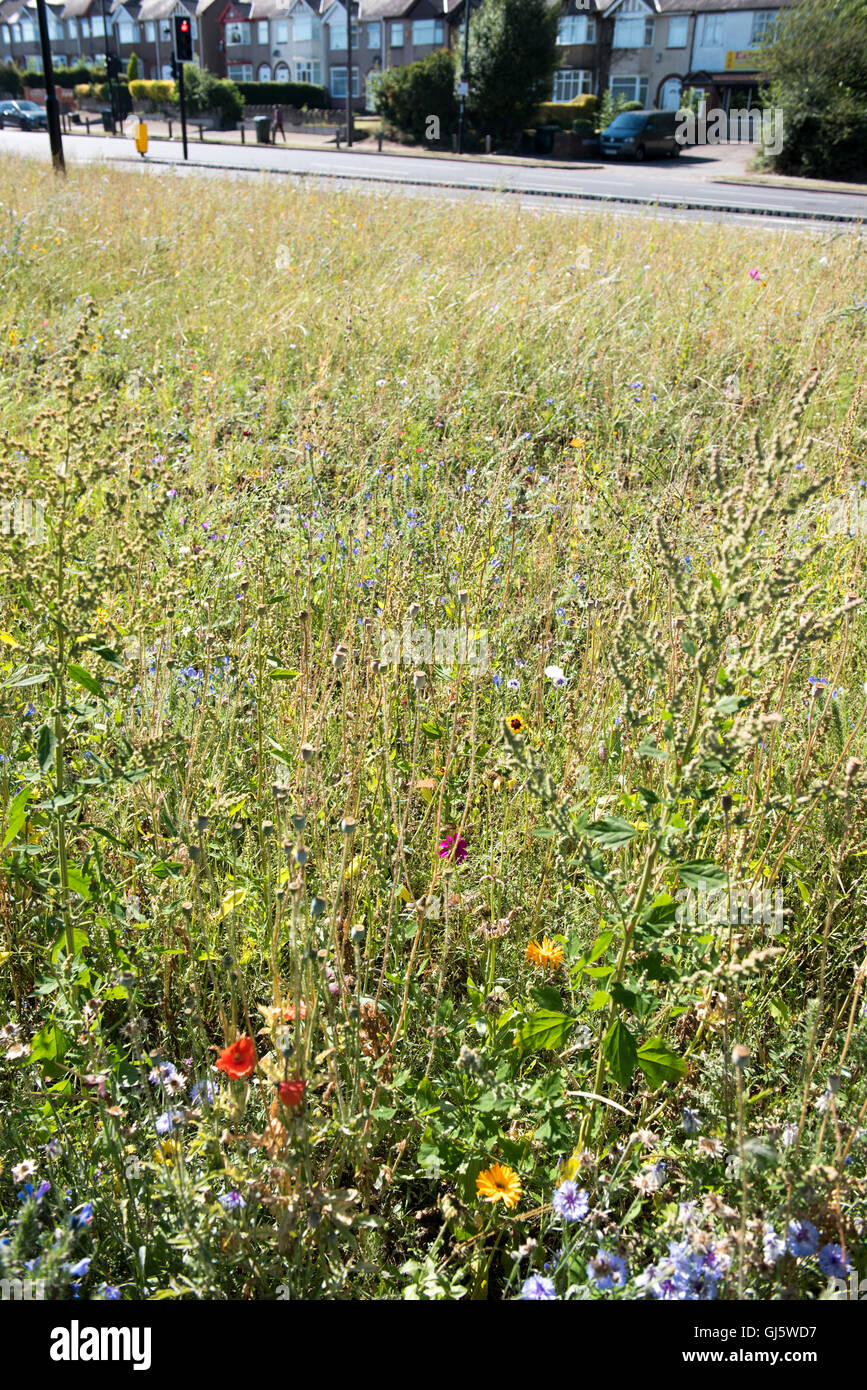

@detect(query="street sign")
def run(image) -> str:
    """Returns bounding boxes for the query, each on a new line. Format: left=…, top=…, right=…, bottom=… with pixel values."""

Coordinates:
left=456, top=81, right=469, bottom=97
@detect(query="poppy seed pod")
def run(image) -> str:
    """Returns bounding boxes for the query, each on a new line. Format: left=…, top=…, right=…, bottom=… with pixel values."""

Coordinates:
left=294, top=846, right=310, bottom=866
left=340, top=817, right=358, bottom=835
left=195, top=814, right=210, bottom=833
left=731, top=1044, right=749, bottom=1069
left=291, top=814, right=306, bottom=833
left=310, top=897, right=326, bottom=918
left=300, top=744, right=315, bottom=764
left=408, top=602, right=421, bottom=620
left=332, top=645, right=349, bottom=670
left=412, top=670, right=426, bottom=692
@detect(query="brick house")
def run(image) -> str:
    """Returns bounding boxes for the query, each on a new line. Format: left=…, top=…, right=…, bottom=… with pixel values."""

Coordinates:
left=0, top=0, right=200, bottom=81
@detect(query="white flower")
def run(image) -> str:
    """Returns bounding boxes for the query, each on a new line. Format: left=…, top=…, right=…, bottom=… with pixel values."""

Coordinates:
left=544, top=664, right=567, bottom=687
left=12, top=1160, right=37, bottom=1183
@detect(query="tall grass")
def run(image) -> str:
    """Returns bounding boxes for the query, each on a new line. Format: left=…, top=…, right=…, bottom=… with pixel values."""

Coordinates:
left=0, top=158, right=866, bottom=1301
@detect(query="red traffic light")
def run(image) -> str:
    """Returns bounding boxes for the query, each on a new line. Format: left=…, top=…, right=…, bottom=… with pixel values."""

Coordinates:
left=180, top=19, right=189, bottom=30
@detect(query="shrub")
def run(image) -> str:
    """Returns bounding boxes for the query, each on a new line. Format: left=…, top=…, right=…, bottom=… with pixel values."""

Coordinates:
left=53, top=65, right=107, bottom=89
left=375, top=48, right=457, bottom=144
left=127, top=53, right=140, bottom=83
left=569, top=93, right=598, bottom=116
left=0, top=62, right=23, bottom=97
left=536, top=102, right=581, bottom=126
left=467, top=0, right=559, bottom=137
left=180, top=66, right=244, bottom=125
left=129, top=79, right=176, bottom=106
left=234, top=80, right=329, bottom=110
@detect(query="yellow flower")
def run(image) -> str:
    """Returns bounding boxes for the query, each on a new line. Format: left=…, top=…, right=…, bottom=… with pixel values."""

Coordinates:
left=153, top=1139, right=182, bottom=1165
left=569, top=437, right=586, bottom=449
left=476, top=1163, right=522, bottom=1209
left=526, top=936, right=565, bottom=971
left=506, top=713, right=525, bottom=734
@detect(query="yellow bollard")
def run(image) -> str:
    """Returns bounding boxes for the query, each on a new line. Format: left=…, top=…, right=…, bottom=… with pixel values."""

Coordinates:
left=135, top=120, right=148, bottom=157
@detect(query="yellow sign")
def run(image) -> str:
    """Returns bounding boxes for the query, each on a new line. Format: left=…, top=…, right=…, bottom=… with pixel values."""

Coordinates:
left=135, top=121, right=148, bottom=156
left=724, top=50, right=760, bottom=72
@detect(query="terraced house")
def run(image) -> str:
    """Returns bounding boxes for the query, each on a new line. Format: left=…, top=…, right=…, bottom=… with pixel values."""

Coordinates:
left=0, top=0, right=201, bottom=79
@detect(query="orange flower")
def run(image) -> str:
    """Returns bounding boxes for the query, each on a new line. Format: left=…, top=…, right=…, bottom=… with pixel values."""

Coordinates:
left=284, top=1000, right=307, bottom=1022
left=476, top=1163, right=522, bottom=1209
left=526, top=936, right=565, bottom=971
left=506, top=714, right=525, bottom=734
left=277, top=1078, right=306, bottom=1108
left=216, top=1035, right=256, bottom=1079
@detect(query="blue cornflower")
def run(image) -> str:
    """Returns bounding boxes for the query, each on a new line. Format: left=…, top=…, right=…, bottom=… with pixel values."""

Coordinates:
left=552, top=1180, right=589, bottom=1223
left=148, top=1062, right=177, bottom=1086
left=219, top=1192, right=246, bottom=1211
left=68, top=1257, right=92, bottom=1277
left=818, top=1243, right=852, bottom=1279
left=586, top=1250, right=628, bottom=1290
left=70, top=1202, right=94, bottom=1228
left=787, top=1219, right=820, bottom=1257
left=102, top=1285, right=122, bottom=1300
left=154, top=1109, right=185, bottom=1135
left=681, top=1107, right=700, bottom=1135
left=521, top=1274, right=558, bottom=1300
left=190, top=1079, right=216, bottom=1105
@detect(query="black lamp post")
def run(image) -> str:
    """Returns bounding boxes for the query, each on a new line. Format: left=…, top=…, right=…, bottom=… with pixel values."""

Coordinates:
left=34, top=0, right=64, bottom=171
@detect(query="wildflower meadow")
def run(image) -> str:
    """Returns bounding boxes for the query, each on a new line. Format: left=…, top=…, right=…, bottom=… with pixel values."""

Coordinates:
left=1, top=159, right=867, bottom=1321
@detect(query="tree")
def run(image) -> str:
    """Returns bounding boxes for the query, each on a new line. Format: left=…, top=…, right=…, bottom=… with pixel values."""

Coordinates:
left=467, top=0, right=559, bottom=139
left=127, top=52, right=139, bottom=83
left=761, top=0, right=867, bottom=178
left=374, top=49, right=457, bottom=145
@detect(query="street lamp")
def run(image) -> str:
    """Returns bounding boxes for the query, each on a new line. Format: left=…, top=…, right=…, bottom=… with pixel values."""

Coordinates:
left=34, top=0, right=64, bottom=171
left=456, top=0, right=471, bottom=155
left=345, top=0, right=355, bottom=147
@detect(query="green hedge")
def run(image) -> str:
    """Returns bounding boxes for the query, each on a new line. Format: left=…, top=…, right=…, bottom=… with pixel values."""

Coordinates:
left=374, top=49, right=456, bottom=143
left=234, top=80, right=329, bottom=109
left=129, top=80, right=176, bottom=105
left=0, top=62, right=23, bottom=96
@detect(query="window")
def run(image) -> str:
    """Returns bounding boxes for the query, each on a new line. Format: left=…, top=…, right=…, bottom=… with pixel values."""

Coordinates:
left=80, top=17, right=90, bottom=38
left=145, top=22, right=155, bottom=41
left=47, top=14, right=63, bottom=39
left=330, top=65, right=358, bottom=98
left=751, top=10, right=775, bottom=43
left=160, top=20, right=172, bottom=42
left=412, top=20, right=444, bottom=45
left=275, top=20, right=289, bottom=43
left=161, top=62, right=174, bottom=79
left=610, top=74, right=648, bottom=104
left=66, top=20, right=77, bottom=39
left=294, top=15, right=313, bottom=42
left=274, top=61, right=290, bottom=80
left=552, top=68, right=593, bottom=100
left=295, top=59, right=322, bottom=84
left=257, top=20, right=268, bottom=44
left=390, top=21, right=403, bottom=46
left=227, top=62, right=253, bottom=80
left=257, top=62, right=271, bottom=80
left=557, top=15, right=595, bottom=45
left=698, top=14, right=724, bottom=46
left=226, top=22, right=250, bottom=46
left=118, top=22, right=139, bottom=45
left=667, top=16, right=688, bottom=47
left=21, top=18, right=36, bottom=41
left=367, top=21, right=380, bottom=48
left=29, top=53, right=44, bottom=71
left=92, top=15, right=105, bottom=37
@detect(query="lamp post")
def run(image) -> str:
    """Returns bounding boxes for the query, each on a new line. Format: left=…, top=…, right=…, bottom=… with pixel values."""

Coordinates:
left=34, top=0, right=64, bottom=171
left=345, top=0, right=354, bottom=146
left=456, top=0, right=471, bottom=155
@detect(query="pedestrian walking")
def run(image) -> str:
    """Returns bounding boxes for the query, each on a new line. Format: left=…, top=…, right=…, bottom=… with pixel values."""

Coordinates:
left=272, top=105, right=286, bottom=143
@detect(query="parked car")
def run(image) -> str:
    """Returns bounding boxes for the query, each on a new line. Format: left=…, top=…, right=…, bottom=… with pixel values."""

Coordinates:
left=600, top=109, right=680, bottom=161
left=0, top=100, right=49, bottom=131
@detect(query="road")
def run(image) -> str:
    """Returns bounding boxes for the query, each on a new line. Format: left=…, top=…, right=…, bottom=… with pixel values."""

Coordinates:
left=2, top=127, right=865, bottom=230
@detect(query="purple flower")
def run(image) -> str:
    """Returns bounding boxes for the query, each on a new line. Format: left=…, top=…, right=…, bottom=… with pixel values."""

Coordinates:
left=438, top=834, right=467, bottom=865
left=521, top=1274, right=558, bottom=1300
left=552, top=1180, right=589, bottom=1223
left=818, top=1243, right=851, bottom=1279
left=67, top=1257, right=91, bottom=1277
left=586, top=1250, right=628, bottom=1291
left=787, top=1219, right=820, bottom=1257
left=69, top=1202, right=93, bottom=1228
left=102, top=1285, right=122, bottom=1300
left=154, top=1109, right=184, bottom=1135
left=219, top=1191, right=246, bottom=1211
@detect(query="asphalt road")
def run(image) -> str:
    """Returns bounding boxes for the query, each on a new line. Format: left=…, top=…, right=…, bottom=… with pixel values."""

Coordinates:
left=2, top=126, right=866, bottom=230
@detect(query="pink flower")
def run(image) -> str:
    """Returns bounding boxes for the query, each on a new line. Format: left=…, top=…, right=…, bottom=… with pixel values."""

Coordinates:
left=438, top=833, right=468, bottom=865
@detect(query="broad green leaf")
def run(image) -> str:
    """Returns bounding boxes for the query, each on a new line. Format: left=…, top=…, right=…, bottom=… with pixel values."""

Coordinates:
left=28, top=1025, right=71, bottom=1066
left=2, top=785, right=31, bottom=849
left=583, top=816, right=637, bottom=847
left=636, top=1036, right=688, bottom=1089
left=602, top=1018, right=638, bottom=1089
left=36, top=724, right=56, bottom=775
left=219, top=887, right=247, bottom=918
left=588, top=929, right=614, bottom=962
left=65, top=867, right=92, bottom=901
left=677, top=861, right=727, bottom=890
left=267, top=668, right=299, bottom=680
left=68, top=664, right=105, bottom=699
left=514, top=1009, right=576, bottom=1054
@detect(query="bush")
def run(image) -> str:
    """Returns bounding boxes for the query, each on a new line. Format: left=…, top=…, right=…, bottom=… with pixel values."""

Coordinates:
left=53, top=65, right=106, bottom=90
left=536, top=102, right=580, bottom=126
left=234, top=80, right=329, bottom=110
left=569, top=93, right=598, bottom=116
left=375, top=49, right=457, bottom=144
left=127, top=53, right=140, bottom=83
left=180, top=66, right=244, bottom=126
left=0, top=62, right=22, bottom=97
left=467, top=0, right=559, bottom=137
left=129, top=80, right=176, bottom=106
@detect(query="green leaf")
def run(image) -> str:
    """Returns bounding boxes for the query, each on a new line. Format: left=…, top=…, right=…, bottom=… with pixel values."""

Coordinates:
left=2, top=785, right=32, bottom=849
left=219, top=887, right=247, bottom=918
left=514, top=1009, right=576, bottom=1054
left=65, top=867, right=92, bottom=901
left=583, top=816, right=637, bottom=847
left=602, top=1018, right=638, bottom=1089
left=588, top=929, right=614, bottom=962
left=677, top=861, right=727, bottom=890
left=420, top=720, right=445, bottom=739
left=68, top=664, right=105, bottom=699
left=589, top=989, right=612, bottom=1010
left=36, top=724, right=56, bottom=775
left=2, top=669, right=49, bottom=689
left=267, top=668, right=299, bottom=680
left=636, top=1036, right=688, bottom=1089
left=28, top=1024, right=71, bottom=1066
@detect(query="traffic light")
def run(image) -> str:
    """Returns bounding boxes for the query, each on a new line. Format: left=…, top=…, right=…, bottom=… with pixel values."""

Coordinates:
left=106, top=54, right=120, bottom=81
left=175, top=15, right=193, bottom=62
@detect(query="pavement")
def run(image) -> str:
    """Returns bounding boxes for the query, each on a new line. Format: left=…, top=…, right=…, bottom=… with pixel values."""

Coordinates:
left=2, top=124, right=866, bottom=231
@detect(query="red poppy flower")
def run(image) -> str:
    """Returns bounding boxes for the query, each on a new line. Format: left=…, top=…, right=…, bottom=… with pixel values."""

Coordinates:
left=284, top=1000, right=307, bottom=1022
left=277, top=1078, right=306, bottom=1108
left=216, top=1035, right=256, bottom=1079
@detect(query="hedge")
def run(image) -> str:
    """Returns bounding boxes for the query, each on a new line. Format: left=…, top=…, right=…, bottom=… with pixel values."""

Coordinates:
left=129, top=80, right=176, bottom=105
left=233, top=80, right=329, bottom=109
left=0, top=62, right=22, bottom=96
